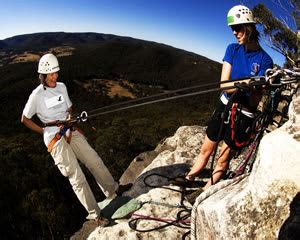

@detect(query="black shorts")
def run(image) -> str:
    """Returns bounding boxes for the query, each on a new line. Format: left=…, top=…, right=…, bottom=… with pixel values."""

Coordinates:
left=206, top=100, right=254, bottom=150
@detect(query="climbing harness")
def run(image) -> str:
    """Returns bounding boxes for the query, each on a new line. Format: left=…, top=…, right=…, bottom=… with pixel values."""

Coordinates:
left=208, top=88, right=241, bottom=186
left=208, top=67, right=299, bottom=184
left=45, top=111, right=88, bottom=152
left=226, top=67, right=299, bottom=179
left=47, top=125, right=70, bottom=152
left=229, top=103, right=255, bottom=148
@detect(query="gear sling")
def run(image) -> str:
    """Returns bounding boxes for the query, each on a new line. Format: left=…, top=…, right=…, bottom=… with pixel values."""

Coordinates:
left=223, top=81, right=263, bottom=149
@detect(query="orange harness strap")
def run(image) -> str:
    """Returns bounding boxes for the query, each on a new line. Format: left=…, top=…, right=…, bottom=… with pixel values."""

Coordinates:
left=47, top=125, right=70, bottom=152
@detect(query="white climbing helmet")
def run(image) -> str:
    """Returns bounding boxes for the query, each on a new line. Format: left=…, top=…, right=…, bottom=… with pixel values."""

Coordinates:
left=38, top=53, right=60, bottom=74
left=227, top=5, right=255, bottom=26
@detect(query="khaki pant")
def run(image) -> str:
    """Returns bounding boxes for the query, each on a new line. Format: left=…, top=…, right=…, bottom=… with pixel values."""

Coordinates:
left=50, top=130, right=118, bottom=219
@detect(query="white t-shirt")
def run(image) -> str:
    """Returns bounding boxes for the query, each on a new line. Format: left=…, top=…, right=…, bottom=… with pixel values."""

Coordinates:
left=23, top=82, right=72, bottom=147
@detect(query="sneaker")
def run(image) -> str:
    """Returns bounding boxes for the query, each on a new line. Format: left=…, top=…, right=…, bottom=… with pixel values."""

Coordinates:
left=116, top=183, right=133, bottom=196
left=95, top=216, right=110, bottom=227
left=185, top=188, right=204, bottom=205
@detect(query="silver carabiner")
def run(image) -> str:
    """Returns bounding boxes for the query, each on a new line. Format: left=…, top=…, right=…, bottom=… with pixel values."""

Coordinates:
left=80, top=111, right=88, bottom=122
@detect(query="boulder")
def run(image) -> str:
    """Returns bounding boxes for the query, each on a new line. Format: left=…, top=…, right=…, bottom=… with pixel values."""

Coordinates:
left=87, top=126, right=206, bottom=240
left=191, top=89, right=300, bottom=239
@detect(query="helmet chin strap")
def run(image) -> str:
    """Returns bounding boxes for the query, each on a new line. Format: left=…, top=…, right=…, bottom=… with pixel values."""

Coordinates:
left=42, top=79, right=50, bottom=90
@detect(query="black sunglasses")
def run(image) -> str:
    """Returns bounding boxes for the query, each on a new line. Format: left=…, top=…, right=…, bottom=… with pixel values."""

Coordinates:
left=231, top=25, right=243, bottom=32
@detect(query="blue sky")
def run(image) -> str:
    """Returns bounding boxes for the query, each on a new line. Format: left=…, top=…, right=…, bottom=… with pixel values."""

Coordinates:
left=0, top=0, right=297, bottom=66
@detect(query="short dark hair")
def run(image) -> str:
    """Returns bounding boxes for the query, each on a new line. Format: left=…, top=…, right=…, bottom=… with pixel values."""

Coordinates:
left=244, top=23, right=260, bottom=43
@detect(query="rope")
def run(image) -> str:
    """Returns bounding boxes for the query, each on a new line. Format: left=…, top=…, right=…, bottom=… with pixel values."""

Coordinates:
left=44, top=68, right=299, bottom=127
left=85, top=76, right=269, bottom=120
left=44, top=84, right=236, bottom=127
left=85, top=76, right=270, bottom=120
left=86, top=86, right=234, bottom=120
left=51, top=77, right=265, bottom=127
left=131, top=212, right=191, bottom=225
left=85, top=77, right=252, bottom=115
left=127, top=173, right=192, bottom=238
left=142, top=200, right=190, bottom=210
left=128, top=210, right=191, bottom=232
left=227, top=140, right=258, bottom=179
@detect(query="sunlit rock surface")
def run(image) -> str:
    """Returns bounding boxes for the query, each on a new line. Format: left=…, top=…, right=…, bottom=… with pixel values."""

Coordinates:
left=86, top=126, right=206, bottom=240
left=191, top=89, right=300, bottom=240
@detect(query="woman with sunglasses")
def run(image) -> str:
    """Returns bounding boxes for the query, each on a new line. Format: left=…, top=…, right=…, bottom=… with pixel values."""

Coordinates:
left=184, top=5, right=273, bottom=203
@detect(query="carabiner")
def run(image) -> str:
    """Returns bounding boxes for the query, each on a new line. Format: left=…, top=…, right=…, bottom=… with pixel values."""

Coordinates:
left=80, top=111, right=88, bottom=122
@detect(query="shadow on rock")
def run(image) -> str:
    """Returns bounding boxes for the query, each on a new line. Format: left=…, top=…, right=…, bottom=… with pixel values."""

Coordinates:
left=123, top=163, right=211, bottom=198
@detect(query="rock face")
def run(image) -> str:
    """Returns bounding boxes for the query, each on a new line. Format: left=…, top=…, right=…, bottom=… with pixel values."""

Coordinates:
left=86, top=126, right=206, bottom=240
left=77, top=89, right=300, bottom=240
left=191, top=89, right=300, bottom=240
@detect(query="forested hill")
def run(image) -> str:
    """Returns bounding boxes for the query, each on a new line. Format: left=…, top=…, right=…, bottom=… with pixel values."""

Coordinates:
left=0, top=32, right=221, bottom=89
left=0, top=32, right=135, bottom=51
left=0, top=32, right=221, bottom=239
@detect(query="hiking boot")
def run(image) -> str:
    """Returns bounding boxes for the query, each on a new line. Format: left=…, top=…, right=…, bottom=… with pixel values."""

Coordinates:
left=95, top=216, right=110, bottom=227
left=185, top=188, right=204, bottom=205
left=116, top=183, right=133, bottom=196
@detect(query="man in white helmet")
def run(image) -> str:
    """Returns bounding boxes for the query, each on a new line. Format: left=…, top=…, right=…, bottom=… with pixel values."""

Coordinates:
left=21, top=53, right=130, bottom=226
left=183, top=5, right=273, bottom=203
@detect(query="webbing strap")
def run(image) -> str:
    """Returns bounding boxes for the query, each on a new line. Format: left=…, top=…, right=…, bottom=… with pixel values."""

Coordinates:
left=47, top=125, right=69, bottom=152
left=230, top=104, right=252, bottom=148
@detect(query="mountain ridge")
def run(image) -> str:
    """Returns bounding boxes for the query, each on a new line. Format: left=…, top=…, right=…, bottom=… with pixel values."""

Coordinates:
left=0, top=31, right=222, bottom=90
left=0, top=32, right=126, bottom=51
left=0, top=31, right=215, bottom=60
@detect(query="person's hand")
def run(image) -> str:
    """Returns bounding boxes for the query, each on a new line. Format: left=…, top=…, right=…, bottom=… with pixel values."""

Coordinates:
left=65, top=129, right=72, bottom=143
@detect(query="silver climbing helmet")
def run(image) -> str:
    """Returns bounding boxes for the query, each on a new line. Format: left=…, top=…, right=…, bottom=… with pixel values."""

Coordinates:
left=227, top=5, right=255, bottom=26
